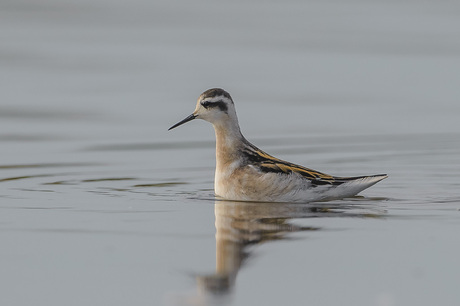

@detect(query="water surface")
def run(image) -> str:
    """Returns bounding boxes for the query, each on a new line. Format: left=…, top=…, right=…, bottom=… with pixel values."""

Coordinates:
left=1, top=1, right=460, bottom=305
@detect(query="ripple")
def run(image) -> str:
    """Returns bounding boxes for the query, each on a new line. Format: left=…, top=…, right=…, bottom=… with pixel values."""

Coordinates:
left=81, top=177, right=137, bottom=183
left=0, top=134, right=59, bottom=142
left=132, top=182, right=188, bottom=188
left=84, top=140, right=214, bottom=151
left=0, top=174, right=54, bottom=182
left=12, top=188, right=55, bottom=193
left=42, top=180, right=78, bottom=185
left=0, top=106, right=92, bottom=120
left=0, top=162, right=98, bottom=170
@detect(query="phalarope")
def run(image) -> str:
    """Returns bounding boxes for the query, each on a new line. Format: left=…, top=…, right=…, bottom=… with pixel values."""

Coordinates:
left=169, top=88, right=387, bottom=203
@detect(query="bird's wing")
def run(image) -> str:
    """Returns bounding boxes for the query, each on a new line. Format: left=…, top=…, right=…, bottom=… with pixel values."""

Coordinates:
left=242, top=142, right=387, bottom=187
left=242, top=146, right=339, bottom=185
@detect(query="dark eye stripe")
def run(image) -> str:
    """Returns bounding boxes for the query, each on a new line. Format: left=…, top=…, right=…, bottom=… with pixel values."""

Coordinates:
left=201, top=100, right=228, bottom=113
left=201, top=101, right=212, bottom=108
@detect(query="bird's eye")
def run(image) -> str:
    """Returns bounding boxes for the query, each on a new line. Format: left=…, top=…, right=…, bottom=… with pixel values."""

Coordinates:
left=201, top=101, right=212, bottom=109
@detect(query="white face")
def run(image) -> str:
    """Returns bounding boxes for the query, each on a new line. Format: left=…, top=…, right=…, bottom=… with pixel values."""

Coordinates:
left=193, top=95, right=233, bottom=124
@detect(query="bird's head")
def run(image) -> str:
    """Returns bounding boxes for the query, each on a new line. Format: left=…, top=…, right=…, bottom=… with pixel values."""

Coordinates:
left=169, top=88, right=238, bottom=130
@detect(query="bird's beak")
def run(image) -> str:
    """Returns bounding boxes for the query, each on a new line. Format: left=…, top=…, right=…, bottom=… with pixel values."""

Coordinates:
left=168, top=114, right=197, bottom=130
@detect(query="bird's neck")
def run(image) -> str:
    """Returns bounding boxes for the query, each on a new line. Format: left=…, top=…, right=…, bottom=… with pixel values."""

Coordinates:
left=213, top=120, right=244, bottom=169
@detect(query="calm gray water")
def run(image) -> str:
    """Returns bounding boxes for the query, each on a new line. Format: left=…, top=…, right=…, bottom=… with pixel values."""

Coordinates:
left=1, top=1, right=460, bottom=305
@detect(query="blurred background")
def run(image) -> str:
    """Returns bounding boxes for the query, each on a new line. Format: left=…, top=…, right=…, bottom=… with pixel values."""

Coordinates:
left=2, top=0, right=459, bottom=145
left=1, top=1, right=460, bottom=306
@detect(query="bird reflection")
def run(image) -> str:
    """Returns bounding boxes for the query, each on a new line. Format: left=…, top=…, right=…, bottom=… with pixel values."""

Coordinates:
left=196, top=200, right=318, bottom=295
left=167, top=199, right=385, bottom=305
left=196, top=200, right=383, bottom=296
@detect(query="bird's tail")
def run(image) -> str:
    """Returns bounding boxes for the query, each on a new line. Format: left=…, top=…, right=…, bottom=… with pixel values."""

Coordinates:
left=334, top=174, right=388, bottom=197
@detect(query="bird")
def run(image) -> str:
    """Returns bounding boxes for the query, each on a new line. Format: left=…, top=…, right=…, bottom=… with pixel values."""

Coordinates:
left=168, top=88, right=387, bottom=203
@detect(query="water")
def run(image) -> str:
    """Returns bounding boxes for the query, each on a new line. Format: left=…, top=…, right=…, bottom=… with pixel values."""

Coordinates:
left=1, top=0, right=460, bottom=305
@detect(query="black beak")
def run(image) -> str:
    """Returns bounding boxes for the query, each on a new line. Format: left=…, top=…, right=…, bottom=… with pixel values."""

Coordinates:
left=168, top=114, right=196, bottom=130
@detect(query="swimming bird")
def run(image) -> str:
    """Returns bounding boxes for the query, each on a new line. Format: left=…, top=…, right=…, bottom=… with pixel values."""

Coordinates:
left=169, top=88, right=387, bottom=203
